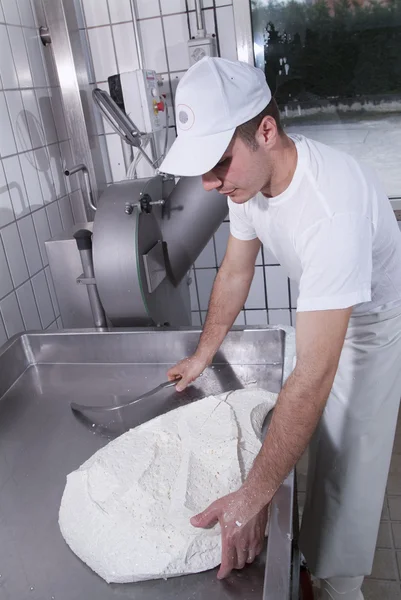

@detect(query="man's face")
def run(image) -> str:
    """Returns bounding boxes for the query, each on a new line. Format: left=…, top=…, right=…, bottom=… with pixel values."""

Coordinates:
left=201, top=134, right=271, bottom=204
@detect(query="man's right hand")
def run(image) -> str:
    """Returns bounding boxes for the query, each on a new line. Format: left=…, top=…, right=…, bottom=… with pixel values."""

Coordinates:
left=167, top=354, right=210, bottom=392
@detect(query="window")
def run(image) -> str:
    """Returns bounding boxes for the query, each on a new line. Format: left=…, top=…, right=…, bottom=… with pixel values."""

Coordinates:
left=250, top=0, right=401, bottom=197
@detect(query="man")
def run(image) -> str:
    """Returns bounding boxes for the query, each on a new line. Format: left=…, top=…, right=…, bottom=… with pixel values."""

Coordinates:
left=159, top=57, right=401, bottom=600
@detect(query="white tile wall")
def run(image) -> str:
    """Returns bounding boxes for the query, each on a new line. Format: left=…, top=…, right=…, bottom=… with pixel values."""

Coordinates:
left=36, top=88, right=58, bottom=146
left=245, top=309, right=268, bottom=325
left=24, top=28, right=47, bottom=88
left=1, top=222, right=29, bottom=286
left=269, top=309, right=291, bottom=326
left=58, top=195, right=75, bottom=231
left=32, top=207, right=51, bottom=265
left=0, top=316, right=7, bottom=347
left=290, top=278, right=299, bottom=309
left=136, top=0, right=160, bottom=19
left=82, top=0, right=109, bottom=27
left=245, top=266, right=265, bottom=309
left=105, top=134, right=126, bottom=182
left=31, top=269, right=55, bottom=328
left=216, top=6, right=237, bottom=62
left=4, top=90, right=30, bottom=154
left=195, top=238, right=216, bottom=268
left=234, top=311, right=245, bottom=325
left=215, top=221, right=230, bottom=266
left=50, top=89, right=69, bottom=142
left=160, top=0, right=187, bottom=15
left=191, top=311, right=201, bottom=326
left=0, top=238, right=13, bottom=299
left=263, top=245, right=279, bottom=265
left=0, top=24, right=19, bottom=88
left=163, top=13, right=190, bottom=72
left=113, top=22, right=140, bottom=73
left=46, top=200, right=63, bottom=237
left=0, top=292, right=24, bottom=337
left=139, top=18, right=168, bottom=73
left=108, top=0, right=132, bottom=23
left=0, top=160, right=15, bottom=227
left=2, top=155, right=29, bottom=218
left=189, top=268, right=199, bottom=311
left=0, top=92, right=17, bottom=157
left=8, top=25, right=32, bottom=88
left=69, top=189, right=87, bottom=223
left=45, top=266, right=59, bottom=315
left=16, top=0, right=36, bottom=28
left=35, top=147, right=56, bottom=204
left=19, top=151, right=43, bottom=209
left=189, top=8, right=215, bottom=38
left=49, top=144, right=67, bottom=199
left=1, top=0, right=21, bottom=25
left=87, top=26, right=117, bottom=82
left=196, top=268, right=216, bottom=311
left=20, top=88, right=42, bottom=147
left=265, top=266, right=290, bottom=309
left=17, top=214, right=42, bottom=276
left=16, top=280, right=41, bottom=330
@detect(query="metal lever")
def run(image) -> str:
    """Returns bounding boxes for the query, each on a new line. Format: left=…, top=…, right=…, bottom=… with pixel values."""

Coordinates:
left=65, top=164, right=97, bottom=212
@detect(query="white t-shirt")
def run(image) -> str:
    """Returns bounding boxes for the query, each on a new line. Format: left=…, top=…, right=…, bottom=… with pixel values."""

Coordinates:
left=229, top=135, right=401, bottom=314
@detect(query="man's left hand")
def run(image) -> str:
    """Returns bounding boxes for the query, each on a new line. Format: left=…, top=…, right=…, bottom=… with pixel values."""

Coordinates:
left=190, top=487, right=269, bottom=580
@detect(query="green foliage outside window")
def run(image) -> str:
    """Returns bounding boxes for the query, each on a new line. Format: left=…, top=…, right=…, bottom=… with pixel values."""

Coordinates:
left=251, top=0, right=401, bottom=107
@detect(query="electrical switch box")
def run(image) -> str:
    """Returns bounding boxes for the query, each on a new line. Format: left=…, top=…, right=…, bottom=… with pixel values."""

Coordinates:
left=188, top=35, right=218, bottom=66
left=108, top=69, right=165, bottom=134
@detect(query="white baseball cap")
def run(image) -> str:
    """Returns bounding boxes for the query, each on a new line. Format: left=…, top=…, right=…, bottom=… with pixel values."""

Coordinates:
left=159, top=57, right=272, bottom=177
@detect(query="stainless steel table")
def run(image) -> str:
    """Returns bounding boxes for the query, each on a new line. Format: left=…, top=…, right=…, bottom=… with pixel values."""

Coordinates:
left=0, top=328, right=299, bottom=600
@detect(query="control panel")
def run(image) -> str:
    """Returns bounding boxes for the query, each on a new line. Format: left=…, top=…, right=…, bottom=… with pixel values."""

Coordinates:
left=108, top=69, right=165, bottom=134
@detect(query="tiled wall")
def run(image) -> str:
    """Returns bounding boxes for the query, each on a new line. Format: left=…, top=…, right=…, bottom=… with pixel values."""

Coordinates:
left=79, top=0, right=298, bottom=327
left=0, top=0, right=84, bottom=346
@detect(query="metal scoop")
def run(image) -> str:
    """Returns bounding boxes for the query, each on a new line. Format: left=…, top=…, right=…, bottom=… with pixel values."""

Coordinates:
left=70, top=379, right=180, bottom=417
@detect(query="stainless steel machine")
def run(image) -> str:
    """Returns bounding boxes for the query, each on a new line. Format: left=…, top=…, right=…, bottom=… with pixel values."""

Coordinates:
left=46, top=173, right=228, bottom=329
left=46, top=76, right=228, bottom=329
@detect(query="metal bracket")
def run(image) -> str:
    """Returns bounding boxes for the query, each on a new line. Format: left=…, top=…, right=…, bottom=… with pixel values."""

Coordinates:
left=65, top=164, right=97, bottom=211
left=39, top=26, right=51, bottom=46
left=125, top=197, right=165, bottom=215
left=76, top=274, right=96, bottom=285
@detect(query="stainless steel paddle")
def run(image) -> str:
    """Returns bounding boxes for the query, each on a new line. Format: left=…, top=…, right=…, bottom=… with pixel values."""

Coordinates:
left=70, top=379, right=180, bottom=416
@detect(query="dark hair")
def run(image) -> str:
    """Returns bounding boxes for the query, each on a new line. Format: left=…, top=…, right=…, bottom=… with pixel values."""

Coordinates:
left=235, top=98, right=283, bottom=150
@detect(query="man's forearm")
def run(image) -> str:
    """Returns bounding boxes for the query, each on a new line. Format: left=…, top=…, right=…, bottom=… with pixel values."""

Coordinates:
left=244, top=365, right=336, bottom=508
left=195, top=266, right=254, bottom=362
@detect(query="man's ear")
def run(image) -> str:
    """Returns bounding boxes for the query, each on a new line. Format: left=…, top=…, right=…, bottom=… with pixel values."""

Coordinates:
left=257, top=116, right=277, bottom=146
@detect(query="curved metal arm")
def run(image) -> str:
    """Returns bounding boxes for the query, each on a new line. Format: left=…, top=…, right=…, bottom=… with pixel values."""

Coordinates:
left=93, top=88, right=142, bottom=147
left=65, top=164, right=97, bottom=212
left=92, top=87, right=158, bottom=171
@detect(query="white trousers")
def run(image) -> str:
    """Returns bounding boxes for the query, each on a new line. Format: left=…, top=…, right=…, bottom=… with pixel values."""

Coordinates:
left=299, top=306, right=401, bottom=579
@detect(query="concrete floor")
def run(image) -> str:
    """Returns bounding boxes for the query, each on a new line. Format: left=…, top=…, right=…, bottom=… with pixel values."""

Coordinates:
left=297, top=411, right=401, bottom=599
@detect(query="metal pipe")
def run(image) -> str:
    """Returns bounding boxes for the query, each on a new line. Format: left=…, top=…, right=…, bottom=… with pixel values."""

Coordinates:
left=65, top=164, right=97, bottom=212
left=194, top=0, right=205, bottom=34
left=73, top=229, right=107, bottom=330
left=131, top=0, right=145, bottom=69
